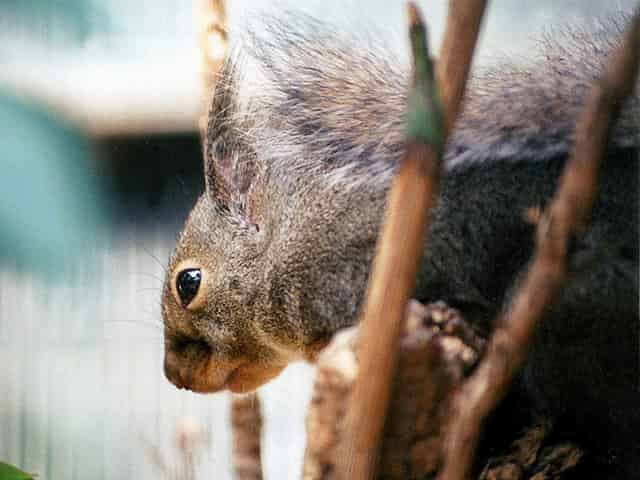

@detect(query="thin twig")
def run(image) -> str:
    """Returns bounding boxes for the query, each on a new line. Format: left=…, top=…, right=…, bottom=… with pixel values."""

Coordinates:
left=437, top=0, right=488, bottom=133
left=334, top=2, right=486, bottom=479
left=438, top=11, right=640, bottom=480
left=198, top=0, right=228, bottom=133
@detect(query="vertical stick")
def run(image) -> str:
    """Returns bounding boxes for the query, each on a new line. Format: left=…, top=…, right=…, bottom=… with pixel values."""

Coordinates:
left=437, top=0, right=488, bottom=133
left=334, top=2, right=486, bottom=478
left=197, top=0, right=228, bottom=132
left=231, top=394, right=263, bottom=480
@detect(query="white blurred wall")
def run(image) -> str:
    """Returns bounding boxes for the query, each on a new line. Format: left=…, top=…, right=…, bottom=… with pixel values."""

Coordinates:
left=0, top=232, right=315, bottom=480
left=1, top=0, right=634, bottom=136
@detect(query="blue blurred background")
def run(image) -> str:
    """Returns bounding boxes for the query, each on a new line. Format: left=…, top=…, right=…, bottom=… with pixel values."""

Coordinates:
left=0, top=1, right=635, bottom=478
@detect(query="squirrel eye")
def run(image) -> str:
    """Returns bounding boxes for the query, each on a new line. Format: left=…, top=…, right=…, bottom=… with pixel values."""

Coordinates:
left=176, top=269, right=201, bottom=308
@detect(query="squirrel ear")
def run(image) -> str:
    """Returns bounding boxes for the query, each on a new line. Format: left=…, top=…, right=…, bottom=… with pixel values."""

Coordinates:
left=205, top=138, right=257, bottom=214
left=203, top=59, right=258, bottom=222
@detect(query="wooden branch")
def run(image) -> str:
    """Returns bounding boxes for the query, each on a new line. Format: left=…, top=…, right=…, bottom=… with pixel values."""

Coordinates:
left=333, top=7, right=443, bottom=478
left=438, top=12, right=640, bottom=480
left=198, top=0, right=228, bottom=133
left=304, top=302, right=483, bottom=480
left=231, top=394, right=263, bottom=480
left=479, top=420, right=583, bottom=480
left=333, top=2, right=486, bottom=479
left=437, top=0, right=488, bottom=133
left=304, top=301, right=582, bottom=479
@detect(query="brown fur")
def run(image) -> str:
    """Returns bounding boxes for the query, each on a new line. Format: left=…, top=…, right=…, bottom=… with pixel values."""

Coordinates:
left=162, top=13, right=637, bottom=394
left=160, top=17, right=639, bottom=478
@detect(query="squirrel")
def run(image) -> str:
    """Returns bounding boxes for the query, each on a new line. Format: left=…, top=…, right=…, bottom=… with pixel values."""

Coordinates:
left=161, top=12, right=639, bottom=478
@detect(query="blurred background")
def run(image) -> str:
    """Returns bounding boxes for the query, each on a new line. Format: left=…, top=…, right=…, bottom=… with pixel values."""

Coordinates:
left=0, top=0, right=635, bottom=478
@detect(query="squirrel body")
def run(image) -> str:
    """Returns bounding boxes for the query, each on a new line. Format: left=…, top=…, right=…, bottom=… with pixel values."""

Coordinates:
left=162, top=13, right=639, bottom=477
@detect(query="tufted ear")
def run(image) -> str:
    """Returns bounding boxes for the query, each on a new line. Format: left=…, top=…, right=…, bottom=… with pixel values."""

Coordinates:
left=203, top=59, right=258, bottom=221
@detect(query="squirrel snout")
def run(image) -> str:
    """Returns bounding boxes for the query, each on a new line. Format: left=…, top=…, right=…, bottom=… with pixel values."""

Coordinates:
left=164, top=340, right=208, bottom=390
left=163, top=336, right=289, bottom=394
left=163, top=339, right=236, bottom=393
left=164, top=349, right=190, bottom=390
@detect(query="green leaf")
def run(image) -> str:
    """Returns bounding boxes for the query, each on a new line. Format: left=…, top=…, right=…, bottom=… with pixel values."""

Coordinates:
left=1, top=0, right=110, bottom=42
left=0, top=91, right=110, bottom=279
left=0, top=462, right=35, bottom=480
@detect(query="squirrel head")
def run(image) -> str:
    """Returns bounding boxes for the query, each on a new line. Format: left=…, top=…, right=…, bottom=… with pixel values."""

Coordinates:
left=161, top=58, right=379, bottom=393
left=162, top=62, right=294, bottom=393
left=162, top=193, right=292, bottom=393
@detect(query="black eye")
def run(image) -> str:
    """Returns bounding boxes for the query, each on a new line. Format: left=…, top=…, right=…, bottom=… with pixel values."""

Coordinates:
left=176, top=269, right=201, bottom=307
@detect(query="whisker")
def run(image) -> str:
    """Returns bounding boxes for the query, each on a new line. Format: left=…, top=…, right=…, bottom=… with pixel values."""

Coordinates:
left=105, top=319, right=164, bottom=331
left=136, top=288, right=164, bottom=295
left=131, top=271, right=166, bottom=284
left=141, top=246, right=169, bottom=275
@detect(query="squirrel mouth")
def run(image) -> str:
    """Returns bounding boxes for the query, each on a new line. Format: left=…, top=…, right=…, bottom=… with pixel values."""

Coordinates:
left=178, top=363, right=286, bottom=394
left=221, top=362, right=288, bottom=393
left=165, top=347, right=287, bottom=394
left=164, top=346, right=240, bottom=393
left=181, top=373, right=235, bottom=394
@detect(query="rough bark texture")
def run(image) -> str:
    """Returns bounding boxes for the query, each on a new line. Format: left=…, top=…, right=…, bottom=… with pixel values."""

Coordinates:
left=231, top=394, right=263, bottom=480
left=334, top=3, right=485, bottom=477
left=198, top=0, right=228, bottom=133
left=303, top=301, right=583, bottom=480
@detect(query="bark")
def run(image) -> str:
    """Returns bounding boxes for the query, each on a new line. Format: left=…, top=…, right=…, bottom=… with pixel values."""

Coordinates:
left=304, top=301, right=583, bottom=480
left=232, top=394, right=263, bottom=480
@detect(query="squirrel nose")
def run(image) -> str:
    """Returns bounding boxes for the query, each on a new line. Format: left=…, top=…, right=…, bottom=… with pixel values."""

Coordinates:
left=164, top=348, right=190, bottom=389
left=163, top=341, right=244, bottom=393
left=164, top=337, right=214, bottom=390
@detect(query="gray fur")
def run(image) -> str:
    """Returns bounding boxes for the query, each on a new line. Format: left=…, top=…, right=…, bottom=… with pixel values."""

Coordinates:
left=163, top=12, right=639, bottom=478
left=207, top=12, right=638, bottom=192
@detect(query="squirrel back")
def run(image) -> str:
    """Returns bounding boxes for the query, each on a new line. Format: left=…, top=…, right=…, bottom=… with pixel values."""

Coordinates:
left=206, top=13, right=637, bottom=187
